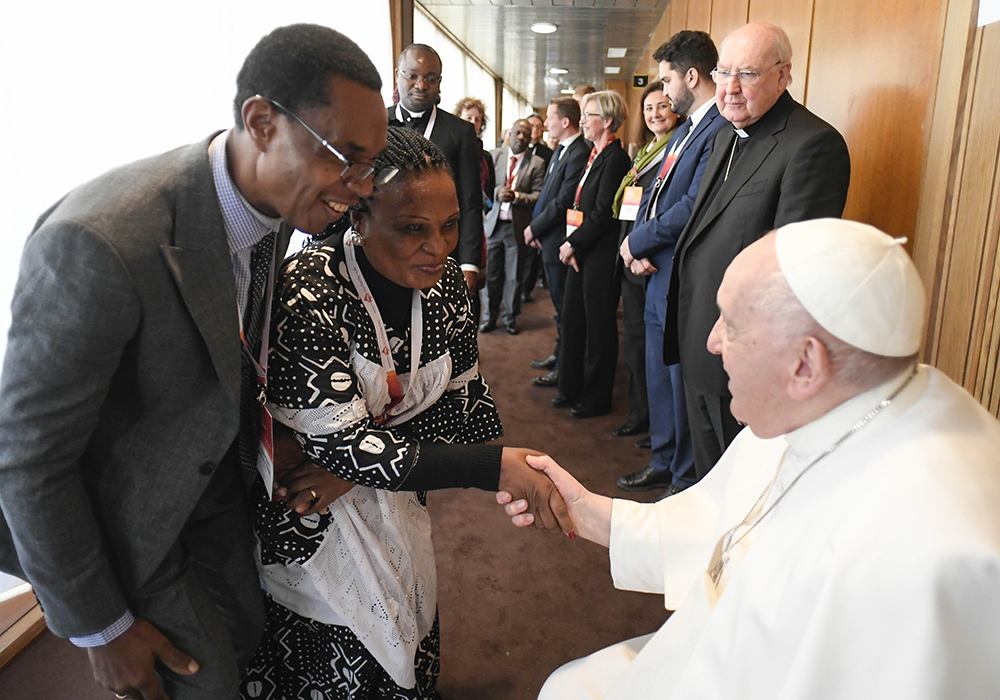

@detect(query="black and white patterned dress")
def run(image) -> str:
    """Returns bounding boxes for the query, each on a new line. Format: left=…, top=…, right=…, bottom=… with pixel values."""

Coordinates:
left=241, top=235, right=503, bottom=700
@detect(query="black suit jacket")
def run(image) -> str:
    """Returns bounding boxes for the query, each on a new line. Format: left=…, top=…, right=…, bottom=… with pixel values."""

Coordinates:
left=388, top=105, right=484, bottom=268
left=565, top=139, right=633, bottom=260
left=530, top=134, right=591, bottom=264
left=665, top=91, right=851, bottom=394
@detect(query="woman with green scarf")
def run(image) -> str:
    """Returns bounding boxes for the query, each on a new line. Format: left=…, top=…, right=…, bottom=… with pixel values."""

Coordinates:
left=611, top=80, right=679, bottom=440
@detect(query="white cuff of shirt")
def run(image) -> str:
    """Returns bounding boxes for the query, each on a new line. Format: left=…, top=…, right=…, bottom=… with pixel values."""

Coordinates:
left=460, top=264, right=480, bottom=273
left=69, top=610, right=135, bottom=647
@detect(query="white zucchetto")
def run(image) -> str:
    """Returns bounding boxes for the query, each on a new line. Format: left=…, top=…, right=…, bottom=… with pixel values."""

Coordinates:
left=774, top=219, right=925, bottom=357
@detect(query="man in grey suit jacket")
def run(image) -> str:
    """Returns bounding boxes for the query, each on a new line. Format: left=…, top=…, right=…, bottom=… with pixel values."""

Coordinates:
left=664, top=22, right=851, bottom=477
left=481, top=119, right=545, bottom=335
left=524, top=98, right=591, bottom=386
left=0, top=25, right=389, bottom=700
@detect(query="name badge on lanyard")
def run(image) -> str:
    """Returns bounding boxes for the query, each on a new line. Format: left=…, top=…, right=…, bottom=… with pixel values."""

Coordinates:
left=618, top=186, right=644, bottom=221
left=566, top=209, right=584, bottom=237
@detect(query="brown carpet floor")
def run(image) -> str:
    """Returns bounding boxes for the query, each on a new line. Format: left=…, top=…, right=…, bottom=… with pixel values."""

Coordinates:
left=0, top=289, right=667, bottom=699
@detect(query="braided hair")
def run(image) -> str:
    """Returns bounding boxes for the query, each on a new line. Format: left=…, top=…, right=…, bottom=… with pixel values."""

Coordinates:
left=354, top=126, right=453, bottom=214
left=319, top=126, right=454, bottom=238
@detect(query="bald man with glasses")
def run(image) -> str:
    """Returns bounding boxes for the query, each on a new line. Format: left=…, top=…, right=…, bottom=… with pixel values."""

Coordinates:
left=663, top=21, right=851, bottom=481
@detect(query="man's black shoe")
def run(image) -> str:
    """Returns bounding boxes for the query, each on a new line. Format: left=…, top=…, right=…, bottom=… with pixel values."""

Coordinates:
left=479, top=320, right=497, bottom=333
left=616, top=465, right=672, bottom=491
left=655, top=483, right=685, bottom=501
left=612, top=422, right=648, bottom=437
left=551, top=395, right=574, bottom=409
left=531, top=354, right=557, bottom=371
left=571, top=405, right=611, bottom=419
left=634, top=435, right=652, bottom=449
left=505, top=322, right=519, bottom=335
left=532, top=370, right=559, bottom=387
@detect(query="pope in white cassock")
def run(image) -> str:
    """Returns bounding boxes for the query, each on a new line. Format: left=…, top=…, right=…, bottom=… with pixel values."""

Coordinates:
left=500, top=218, right=1000, bottom=700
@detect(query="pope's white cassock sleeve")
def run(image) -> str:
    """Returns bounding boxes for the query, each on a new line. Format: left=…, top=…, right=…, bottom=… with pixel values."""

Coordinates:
left=574, top=367, right=1000, bottom=700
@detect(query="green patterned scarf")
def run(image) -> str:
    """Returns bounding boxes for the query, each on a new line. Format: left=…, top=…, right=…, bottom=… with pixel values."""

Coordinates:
left=612, top=129, right=675, bottom=218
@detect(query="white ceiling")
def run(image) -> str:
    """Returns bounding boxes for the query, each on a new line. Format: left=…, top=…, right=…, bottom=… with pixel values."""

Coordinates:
left=418, top=0, right=670, bottom=107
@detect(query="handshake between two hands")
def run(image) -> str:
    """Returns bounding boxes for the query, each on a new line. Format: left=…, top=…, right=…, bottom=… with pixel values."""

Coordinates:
left=495, top=447, right=584, bottom=538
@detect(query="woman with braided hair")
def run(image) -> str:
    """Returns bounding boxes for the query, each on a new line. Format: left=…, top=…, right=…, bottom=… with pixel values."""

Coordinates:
left=239, top=128, right=554, bottom=699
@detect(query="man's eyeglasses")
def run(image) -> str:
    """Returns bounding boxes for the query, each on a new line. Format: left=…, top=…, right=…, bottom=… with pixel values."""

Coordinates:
left=710, top=61, right=783, bottom=85
left=257, top=95, right=397, bottom=186
left=398, top=70, right=442, bottom=86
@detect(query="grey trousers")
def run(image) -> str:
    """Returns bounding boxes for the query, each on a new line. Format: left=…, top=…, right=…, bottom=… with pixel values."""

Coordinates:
left=483, top=220, right=527, bottom=325
left=132, top=459, right=265, bottom=700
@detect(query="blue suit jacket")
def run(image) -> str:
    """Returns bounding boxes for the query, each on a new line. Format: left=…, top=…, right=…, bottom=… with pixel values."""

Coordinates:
left=626, top=104, right=727, bottom=321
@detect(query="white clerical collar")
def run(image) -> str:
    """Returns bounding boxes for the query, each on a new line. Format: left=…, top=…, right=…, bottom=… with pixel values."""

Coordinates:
left=783, top=364, right=928, bottom=456
left=734, top=128, right=750, bottom=138
left=686, top=97, right=715, bottom=130
left=400, top=105, right=426, bottom=119
left=559, top=132, right=582, bottom=149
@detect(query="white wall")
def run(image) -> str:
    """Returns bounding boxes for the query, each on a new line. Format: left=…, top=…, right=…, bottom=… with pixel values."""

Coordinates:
left=0, top=1, right=393, bottom=364
left=413, top=7, right=498, bottom=143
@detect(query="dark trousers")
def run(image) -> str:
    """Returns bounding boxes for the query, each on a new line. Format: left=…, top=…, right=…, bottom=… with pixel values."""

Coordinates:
left=134, top=458, right=265, bottom=700
left=521, top=248, right=543, bottom=297
left=645, top=285, right=696, bottom=487
left=683, top=382, right=743, bottom=480
left=543, top=257, right=568, bottom=360
left=620, top=275, right=649, bottom=430
left=557, top=246, right=620, bottom=411
left=483, top=220, right=526, bottom=325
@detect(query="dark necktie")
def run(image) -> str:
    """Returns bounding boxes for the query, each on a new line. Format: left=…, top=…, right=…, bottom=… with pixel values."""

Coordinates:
left=547, top=143, right=564, bottom=174
left=534, top=144, right=564, bottom=218
left=238, top=231, right=276, bottom=475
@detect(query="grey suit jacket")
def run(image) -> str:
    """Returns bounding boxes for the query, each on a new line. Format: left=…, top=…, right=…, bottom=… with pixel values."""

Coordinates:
left=0, top=134, right=277, bottom=638
left=484, top=147, right=545, bottom=240
left=664, top=92, right=851, bottom=394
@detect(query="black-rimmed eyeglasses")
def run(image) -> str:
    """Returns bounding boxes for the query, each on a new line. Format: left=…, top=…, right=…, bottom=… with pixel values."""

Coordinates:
left=256, top=95, right=397, bottom=186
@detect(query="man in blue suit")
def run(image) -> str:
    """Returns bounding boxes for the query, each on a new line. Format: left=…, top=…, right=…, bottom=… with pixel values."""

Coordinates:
left=616, top=31, right=727, bottom=494
left=524, top=97, right=591, bottom=387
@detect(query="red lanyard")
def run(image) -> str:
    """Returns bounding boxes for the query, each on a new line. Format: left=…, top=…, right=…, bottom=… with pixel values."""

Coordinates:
left=344, top=231, right=422, bottom=424
left=574, top=135, right=617, bottom=208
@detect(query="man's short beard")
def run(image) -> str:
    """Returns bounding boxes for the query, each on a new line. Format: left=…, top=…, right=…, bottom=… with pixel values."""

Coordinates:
left=671, top=86, right=695, bottom=118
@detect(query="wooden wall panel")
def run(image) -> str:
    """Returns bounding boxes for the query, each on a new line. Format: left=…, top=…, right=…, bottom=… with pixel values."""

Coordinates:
left=935, top=23, right=1000, bottom=389
left=912, top=0, right=976, bottom=361
left=974, top=160, right=1000, bottom=410
left=747, top=0, right=814, bottom=103
left=687, top=0, right=713, bottom=32
left=641, top=0, right=679, bottom=77
left=670, top=0, right=688, bottom=34
left=805, top=0, right=943, bottom=242
left=710, top=0, right=749, bottom=46
left=626, top=3, right=675, bottom=148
